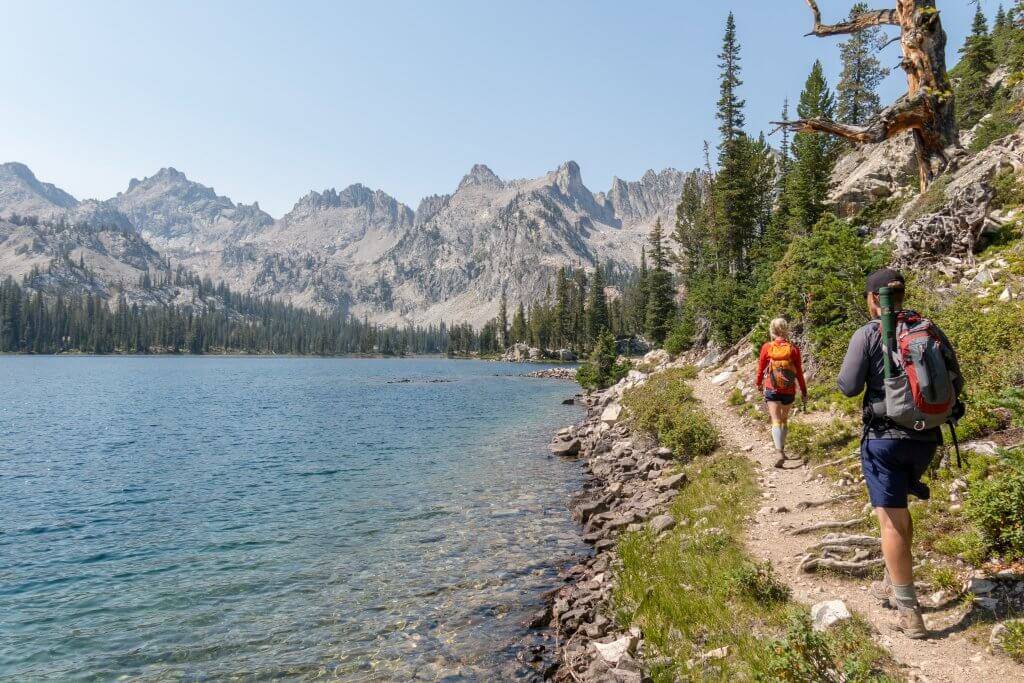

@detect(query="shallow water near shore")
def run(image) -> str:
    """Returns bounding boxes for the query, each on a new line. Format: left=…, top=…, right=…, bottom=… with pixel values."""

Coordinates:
left=0, top=357, right=586, bottom=681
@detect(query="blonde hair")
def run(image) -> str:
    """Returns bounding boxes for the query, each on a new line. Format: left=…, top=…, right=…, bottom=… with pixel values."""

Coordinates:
left=769, top=318, right=790, bottom=340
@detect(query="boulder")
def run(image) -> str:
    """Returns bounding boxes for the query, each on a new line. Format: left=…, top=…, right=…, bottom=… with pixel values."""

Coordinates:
left=503, top=342, right=532, bottom=362
left=642, top=349, right=671, bottom=367
left=649, top=514, right=676, bottom=534
left=601, top=404, right=622, bottom=424
left=592, top=634, right=638, bottom=666
left=968, top=577, right=997, bottom=595
left=710, top=370, right=733, bottom=386
left=810, top=600, right=851, bottom=631
left=555, top=348, right=577, bottom=362
left=550, top=438, right=581, bottom=457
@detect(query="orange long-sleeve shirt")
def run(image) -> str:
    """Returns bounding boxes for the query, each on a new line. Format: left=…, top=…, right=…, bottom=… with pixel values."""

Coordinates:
left=755, top=341, right=808, bottom=395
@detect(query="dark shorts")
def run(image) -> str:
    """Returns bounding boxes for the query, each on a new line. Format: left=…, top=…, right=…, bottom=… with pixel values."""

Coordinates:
left=764, top=390, right=795, bottom=405
left=861, top=439, right=938, bottom=508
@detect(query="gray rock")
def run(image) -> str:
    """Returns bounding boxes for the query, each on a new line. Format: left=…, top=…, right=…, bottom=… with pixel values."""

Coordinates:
left=550, top=438, right=581, bottom=457
left=811, top=600, right=851, bottom=631
left=649, top=514, right=676, bottom=534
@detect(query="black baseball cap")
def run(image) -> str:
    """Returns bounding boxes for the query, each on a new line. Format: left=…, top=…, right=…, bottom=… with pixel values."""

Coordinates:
left=865, top=268, right=906, bottom=294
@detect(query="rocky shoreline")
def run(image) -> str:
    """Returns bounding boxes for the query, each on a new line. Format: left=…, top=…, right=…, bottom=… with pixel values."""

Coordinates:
left=520, top=351, right=682, bottom=682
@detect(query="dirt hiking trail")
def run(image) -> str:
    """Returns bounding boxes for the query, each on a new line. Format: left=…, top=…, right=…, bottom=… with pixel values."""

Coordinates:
left=690, top=369, right=1023, bottom=683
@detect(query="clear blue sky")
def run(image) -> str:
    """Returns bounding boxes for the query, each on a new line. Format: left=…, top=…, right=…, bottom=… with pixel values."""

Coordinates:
left=1, top=0, right=987, bottom=217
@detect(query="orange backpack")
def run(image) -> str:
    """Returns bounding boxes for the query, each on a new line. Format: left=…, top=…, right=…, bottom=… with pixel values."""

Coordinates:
left=767, top=341, right=797, bottom=392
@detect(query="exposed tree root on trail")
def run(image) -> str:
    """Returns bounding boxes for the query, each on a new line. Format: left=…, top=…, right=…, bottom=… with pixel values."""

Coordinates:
left=787, top=517, right=866, bottom=535
left=795, top=492, right=859, bottom=509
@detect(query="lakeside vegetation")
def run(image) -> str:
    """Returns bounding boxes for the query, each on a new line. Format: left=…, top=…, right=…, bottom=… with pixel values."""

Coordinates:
left=614, top=371, right=899, bottom=681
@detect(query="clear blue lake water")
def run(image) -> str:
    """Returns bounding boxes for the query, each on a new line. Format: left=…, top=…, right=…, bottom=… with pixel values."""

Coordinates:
left=0, top=357, right=586, bottom=681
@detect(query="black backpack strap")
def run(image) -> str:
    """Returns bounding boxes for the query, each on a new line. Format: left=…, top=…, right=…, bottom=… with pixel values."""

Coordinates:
left=947, top=419, right=963, bottom=469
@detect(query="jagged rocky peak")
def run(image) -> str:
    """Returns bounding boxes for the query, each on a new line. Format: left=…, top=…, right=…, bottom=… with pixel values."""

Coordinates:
left=605, top=168, right=689, bottom=224
left=0, top=161, right=79, bottom=211
left=457, top=164, right=503, bottom=190
left=109, top=167, right=273, bottom=244
left=552, top=160, right=586, bottom=196
left=120, top=167, right=219, bottom=203
left=284, top=183, right=415, bottom=234
left=415, top=194, right=451, bottom=227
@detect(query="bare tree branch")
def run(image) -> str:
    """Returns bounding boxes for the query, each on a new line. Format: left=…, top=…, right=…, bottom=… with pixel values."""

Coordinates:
left=771, top=92, right=931, bottom=145
left=804, top=0, right=899, bottom=36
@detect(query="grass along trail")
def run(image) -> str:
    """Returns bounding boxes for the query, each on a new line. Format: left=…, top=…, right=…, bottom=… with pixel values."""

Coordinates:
left=688, top=365, right=1023, bottom=683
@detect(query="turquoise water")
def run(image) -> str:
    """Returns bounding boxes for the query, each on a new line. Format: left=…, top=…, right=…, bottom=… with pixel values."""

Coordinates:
left=0, top=357, right=585, bottom=681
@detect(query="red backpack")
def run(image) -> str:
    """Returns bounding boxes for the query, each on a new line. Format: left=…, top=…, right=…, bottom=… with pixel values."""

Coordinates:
left=881, top=312, right=958, bottom=431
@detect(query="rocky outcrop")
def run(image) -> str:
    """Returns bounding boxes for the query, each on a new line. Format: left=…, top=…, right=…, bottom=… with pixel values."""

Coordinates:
left=829, top=133, right=917, bottom=218
left=886, top=124, right=1024, bottom=265
left=503, top=343, right=578, bottom=363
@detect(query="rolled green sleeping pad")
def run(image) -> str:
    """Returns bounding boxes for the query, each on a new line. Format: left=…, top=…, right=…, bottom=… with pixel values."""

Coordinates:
left=879, top=286, right=897, bottom=380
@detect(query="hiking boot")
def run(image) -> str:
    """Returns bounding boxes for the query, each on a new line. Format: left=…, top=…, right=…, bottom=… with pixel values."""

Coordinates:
left=773, top=454, right=787, bottom=468
left=869, top=571, right=894, bottom=608
left=909, top=480, right=931, bottom=501
left=895, top=605, right=929, bottom=639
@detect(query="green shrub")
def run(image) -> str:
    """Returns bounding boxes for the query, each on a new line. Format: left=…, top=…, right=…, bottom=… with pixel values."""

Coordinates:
left=730, top=561, right=790, bottom=604
left=761, top=215, right=888, bottom=377
left=576, top=329, right=629, bottom=390
left=965, top=459, right=1024, bottom=560
left=785, top=419, right=857, bottom=464
left=623, top=369, right=719, bottom=459
left=932, top=527, right=989, bottom=565
left=852, top=196, right=907, bottom=228
left=1001, top=621, right=1024, bottom=664
left=905, top=175, right=952, bottom=221
left=728, top=387, right=746, bottom=406
left=755, top=612, right=897, bottom=682
left=663, top=305, right=697, bottom=354
left=663, top=325, right=692, bottom=355
left=970, top=94, right=1020, bottom=153
left=991, top=169, right=1024, bottom=210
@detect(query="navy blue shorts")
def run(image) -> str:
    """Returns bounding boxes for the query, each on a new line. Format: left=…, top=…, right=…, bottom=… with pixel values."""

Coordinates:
left=861, top=439, right=937, bottom=508
left=764, top=390, right=795, bottom=405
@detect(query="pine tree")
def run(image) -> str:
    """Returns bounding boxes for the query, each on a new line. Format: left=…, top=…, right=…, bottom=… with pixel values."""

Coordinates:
left=511, top=301, right=527, bottom=344
left=836, top=3, right=886, bottom=126
left=955, top=5, right=996, bottom=129
left=716, top=12, right=745, bottom=144
left=778, top=99, right=792, bottom=176
left=554, top=268, right=571, bottom=348
left=585, top=264, right=610, bottom=342
left=785, top=61, right=839, bottom=234
left=644, top=220, right=675, bottom=345
left=497, top=288, right=509, bottom=348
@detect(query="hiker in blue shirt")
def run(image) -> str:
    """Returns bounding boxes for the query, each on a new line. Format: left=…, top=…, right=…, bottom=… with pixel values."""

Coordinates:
left=837, top=268, right=963, bottom=639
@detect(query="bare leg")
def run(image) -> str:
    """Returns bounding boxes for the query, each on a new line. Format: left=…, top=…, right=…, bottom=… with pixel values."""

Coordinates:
left=876, top=507, right=914, bottom=585
left=876, top=506, right=928, bottom=637
left=766, top=401, right=786, bottom=466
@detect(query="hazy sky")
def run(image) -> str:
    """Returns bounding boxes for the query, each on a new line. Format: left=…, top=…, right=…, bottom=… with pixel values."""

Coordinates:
left=1, top=0, right=986, bottom=216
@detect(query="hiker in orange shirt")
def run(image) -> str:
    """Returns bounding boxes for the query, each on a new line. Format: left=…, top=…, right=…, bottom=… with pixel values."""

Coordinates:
left=755, top=318, right=808, bottom=468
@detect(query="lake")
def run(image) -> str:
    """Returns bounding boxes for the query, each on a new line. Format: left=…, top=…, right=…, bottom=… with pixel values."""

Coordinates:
left=0, top=357, right=586, bottom=681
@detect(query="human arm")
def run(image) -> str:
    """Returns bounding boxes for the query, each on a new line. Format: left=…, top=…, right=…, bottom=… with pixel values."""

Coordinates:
left=755, top=344, right=768, bottom=391
left=793, top=345, right=809, bottom=398
left=837, top=327, right=870, bottom=398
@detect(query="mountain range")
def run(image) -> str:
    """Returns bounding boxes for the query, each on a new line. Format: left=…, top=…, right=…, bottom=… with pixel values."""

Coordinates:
left=0, top=160, right=691, bottom=325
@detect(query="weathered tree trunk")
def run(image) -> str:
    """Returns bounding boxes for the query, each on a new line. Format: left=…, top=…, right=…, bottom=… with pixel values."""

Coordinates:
left=774, top=0, right=958, bottom=191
